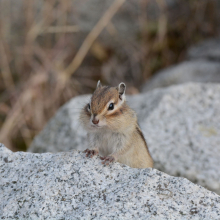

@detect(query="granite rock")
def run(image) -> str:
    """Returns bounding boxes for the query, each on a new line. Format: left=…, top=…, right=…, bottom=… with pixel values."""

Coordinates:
left=29, top=83, right=220, bottom=195
left=141, top=60, right=220, bottom=92
left=139, top=83, right=220, bottom=194
left=1, top=143, right=220, bottom=219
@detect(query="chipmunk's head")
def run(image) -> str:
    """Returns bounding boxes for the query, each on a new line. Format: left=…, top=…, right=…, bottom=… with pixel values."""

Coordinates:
left=80, top=81, right=128, bottom=131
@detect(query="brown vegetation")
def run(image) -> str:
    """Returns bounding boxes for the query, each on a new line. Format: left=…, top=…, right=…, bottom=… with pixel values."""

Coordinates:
left=0, top=0, right=219, bottom=151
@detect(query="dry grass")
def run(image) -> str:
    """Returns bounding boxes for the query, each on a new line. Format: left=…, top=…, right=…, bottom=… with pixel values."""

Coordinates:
left=0, top=0, right=219, bottom=151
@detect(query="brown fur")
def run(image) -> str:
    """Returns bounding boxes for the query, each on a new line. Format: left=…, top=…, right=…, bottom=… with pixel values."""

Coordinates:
left=91, top=86, right=119, bottom=115
left=80, top=82, right=154, bottom=168
left=136, top=125, right=151, bottom=155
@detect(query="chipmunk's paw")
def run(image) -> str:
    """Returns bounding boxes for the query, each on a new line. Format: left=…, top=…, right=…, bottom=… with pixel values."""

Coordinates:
left=100, top=156, right=115, bottom=165
left=84, top=149, right=98, bottom=158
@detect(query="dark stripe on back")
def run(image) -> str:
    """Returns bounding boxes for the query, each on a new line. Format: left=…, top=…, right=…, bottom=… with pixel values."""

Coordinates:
left=136, top=125, right=150, bottom=154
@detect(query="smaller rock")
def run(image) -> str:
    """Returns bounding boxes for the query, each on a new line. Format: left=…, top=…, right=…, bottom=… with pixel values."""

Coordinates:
left=28, top=95, right=89, bottom=153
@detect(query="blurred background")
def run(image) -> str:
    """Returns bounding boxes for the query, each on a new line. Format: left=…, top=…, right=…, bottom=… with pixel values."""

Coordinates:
left=0, top=0, right=220, bottom=152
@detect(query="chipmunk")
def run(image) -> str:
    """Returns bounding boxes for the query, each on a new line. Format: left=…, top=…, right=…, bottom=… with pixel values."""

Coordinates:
left=79, top=81, right=153, bottom=168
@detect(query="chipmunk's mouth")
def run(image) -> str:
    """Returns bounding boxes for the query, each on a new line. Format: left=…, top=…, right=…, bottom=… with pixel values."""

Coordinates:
left=91, top=124, right=101, bottom=129
left=89, top=119, right=106, bottom=129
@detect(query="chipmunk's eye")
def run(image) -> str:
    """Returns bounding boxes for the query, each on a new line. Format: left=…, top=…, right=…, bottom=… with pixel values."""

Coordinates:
left=87, top=103, right=90, bottom=111
left=108, top=103, right=114, bottom=111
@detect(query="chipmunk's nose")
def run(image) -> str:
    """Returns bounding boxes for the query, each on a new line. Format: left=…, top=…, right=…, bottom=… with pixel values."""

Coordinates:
left=92, top=118, right=99, bottom=125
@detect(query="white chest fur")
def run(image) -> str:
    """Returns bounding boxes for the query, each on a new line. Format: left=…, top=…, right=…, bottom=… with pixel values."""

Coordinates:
left=89, top=131, right=127, bottom=157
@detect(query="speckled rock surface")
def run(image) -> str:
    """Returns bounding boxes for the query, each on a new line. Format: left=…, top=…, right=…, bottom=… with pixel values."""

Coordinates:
left=141, top=61, right=220, bottom=92
left=29, top=83, right=220, bottom=195
left=139, top=83, right=220, bottom=195
left=1, top=143, right=220, bottom=219
left=188, top=38, right=220, bottom=61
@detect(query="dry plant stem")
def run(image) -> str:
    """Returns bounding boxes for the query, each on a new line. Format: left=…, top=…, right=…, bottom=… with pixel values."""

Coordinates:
left=0, top=0, right=218, bottom=152
left=155, top=0, right=167, bottom=44
left=0, top=40, right=14, bottom=88
left=0, top=74, right=48, bottom=151
left=27, top=1, right=55, bottom=43
left=63, top=0, right=127, bottom=78
left=41, top=26, right=79, bottom=34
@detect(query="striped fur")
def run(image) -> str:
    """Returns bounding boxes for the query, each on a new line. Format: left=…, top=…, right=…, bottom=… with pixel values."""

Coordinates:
left=79, top=82, right=153, bottom=168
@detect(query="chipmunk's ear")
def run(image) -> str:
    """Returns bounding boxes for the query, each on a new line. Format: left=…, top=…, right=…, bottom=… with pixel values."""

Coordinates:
left=96, top=80, right=102, bottom=89
left=117, top=82, right=126, bottom=101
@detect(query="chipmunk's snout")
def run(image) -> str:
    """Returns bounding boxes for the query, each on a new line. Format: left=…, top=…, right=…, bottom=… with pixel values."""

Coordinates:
left=92, top=118, right=99, bottom=125
left=92, top=114, right=99, bottom=125
left=90, top=114, right=107, bottom=128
